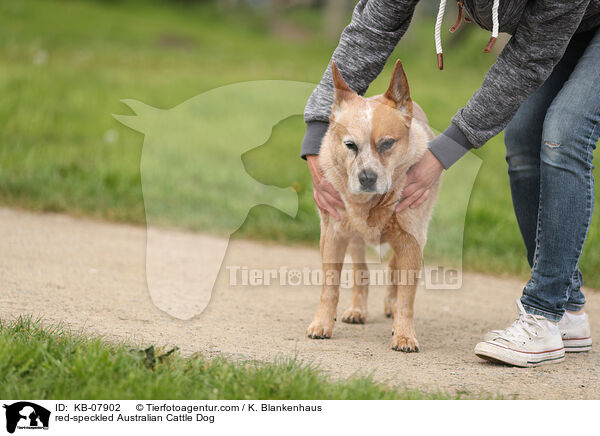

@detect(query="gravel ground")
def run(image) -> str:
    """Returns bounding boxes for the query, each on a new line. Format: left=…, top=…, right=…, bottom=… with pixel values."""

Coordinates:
left=1, top=207, right=598, bottom=399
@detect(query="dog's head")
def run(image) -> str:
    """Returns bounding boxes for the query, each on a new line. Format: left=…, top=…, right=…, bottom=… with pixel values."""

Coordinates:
left=326, top=60, right=414, bottom=195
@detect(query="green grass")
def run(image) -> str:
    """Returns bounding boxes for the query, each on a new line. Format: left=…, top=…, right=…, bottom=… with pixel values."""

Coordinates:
left=0, top=316, right=455, bottom=399
left=1, top=0, right=599, bottom=285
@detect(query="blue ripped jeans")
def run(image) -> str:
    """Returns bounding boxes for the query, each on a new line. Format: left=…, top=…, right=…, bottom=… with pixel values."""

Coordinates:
left=504, top=26, right=600, bottom=322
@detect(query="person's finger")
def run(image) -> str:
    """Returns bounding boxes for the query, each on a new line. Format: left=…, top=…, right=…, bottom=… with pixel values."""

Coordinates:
left=320, top=182, right=345, bottom=209
left=320, top=195, right=341, bottom=220
left=320, top=188, right=345, bottom=210
left=323, top=203, right=341, bottom=220
left=400, top=182, right=419, bottom=200
left=326, top=191, right=345, bottom=209
left=410, top=189, right=430, bottom=209
left=396, top=184, right=421, bottom=210
left=396, top=189, right=424, bottom=212
left=316, top=191, right=341, bottom=220
left=320, top=189, right=339, bottom=206
left=313, top=192, right=327, bottom=214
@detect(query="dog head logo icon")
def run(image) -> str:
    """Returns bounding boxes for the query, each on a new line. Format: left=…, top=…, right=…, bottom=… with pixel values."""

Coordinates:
left=114, top=81, right=315, bottom=319
left=3, top=402, right=50, bottom=434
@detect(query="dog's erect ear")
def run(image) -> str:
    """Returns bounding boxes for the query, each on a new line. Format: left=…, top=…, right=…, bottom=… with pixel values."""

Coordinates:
left=331, top=61, right=351, bottom=92
left=331, top=61, right=356, bottom=107
left=384, top=60, right=412, bottom=116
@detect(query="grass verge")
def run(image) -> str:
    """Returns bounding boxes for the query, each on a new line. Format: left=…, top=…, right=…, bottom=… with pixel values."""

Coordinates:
left=0, top=316, right=457, bottom=400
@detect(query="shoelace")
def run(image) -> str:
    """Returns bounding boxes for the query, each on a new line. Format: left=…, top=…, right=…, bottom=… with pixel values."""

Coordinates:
left=435, top=0, right=499, bottom=70
left=493, top=300, right=545, bottom=345
left=498, top=314, right=544, bottom=344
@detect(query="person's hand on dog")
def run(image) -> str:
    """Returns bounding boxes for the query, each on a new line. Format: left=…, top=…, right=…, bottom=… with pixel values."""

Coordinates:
left=307, top=154, right=345, bottom=220
left=396, top=150, right=443, bottom=212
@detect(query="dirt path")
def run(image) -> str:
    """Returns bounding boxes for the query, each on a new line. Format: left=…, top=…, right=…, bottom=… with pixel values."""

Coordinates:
left=1, top=207, right=598, bottom=399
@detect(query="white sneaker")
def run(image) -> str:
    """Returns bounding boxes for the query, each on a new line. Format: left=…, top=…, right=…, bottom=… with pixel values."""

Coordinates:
left=483, top=307, right=592, bottom=353
left=560, top=311, right=592, bottom=352
left=475, top=300, right=565, bottom=367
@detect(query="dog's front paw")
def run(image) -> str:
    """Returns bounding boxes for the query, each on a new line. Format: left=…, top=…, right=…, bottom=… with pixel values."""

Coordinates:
left=307, top=318, right=334, bottom=339
left=384, top=297, right=395, bottom=318
left=341, top=307, right=366, bottom=324
left=391, top=334, right=420, bottom=353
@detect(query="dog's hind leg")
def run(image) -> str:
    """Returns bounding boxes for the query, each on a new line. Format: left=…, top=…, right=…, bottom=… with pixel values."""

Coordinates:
left=384, top=253, right=397, bottom=318
left=341, top=237, right=368, bottom=324
left=308, top=218, right=349, bottom=339
left=388, top=230, right=422, bottom=352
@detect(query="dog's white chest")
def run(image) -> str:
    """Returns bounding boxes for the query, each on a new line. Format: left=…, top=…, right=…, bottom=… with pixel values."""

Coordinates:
left=335, top=206, right=391, bottom=245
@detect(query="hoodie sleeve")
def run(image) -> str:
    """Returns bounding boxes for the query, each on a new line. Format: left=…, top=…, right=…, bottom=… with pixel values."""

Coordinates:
left=301, top=0, right=420, bottom=158
left=432, top=0, right=591, bottom=168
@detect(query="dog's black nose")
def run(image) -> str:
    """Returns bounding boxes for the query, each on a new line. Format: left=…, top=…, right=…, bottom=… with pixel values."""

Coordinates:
left=358, top=169, right=377, bottom=189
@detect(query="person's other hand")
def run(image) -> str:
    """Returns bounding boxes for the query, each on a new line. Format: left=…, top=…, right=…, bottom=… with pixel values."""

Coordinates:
left=396, top=150, right=443, bottom=212
left=306, top=154, right=345, bottom=220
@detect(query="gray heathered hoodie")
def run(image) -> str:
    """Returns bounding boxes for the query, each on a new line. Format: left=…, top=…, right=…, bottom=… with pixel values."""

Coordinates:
left=301, top=0, right=600, bottom=168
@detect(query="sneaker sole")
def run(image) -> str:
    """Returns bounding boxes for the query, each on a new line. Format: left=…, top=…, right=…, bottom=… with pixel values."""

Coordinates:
left=563, top=337, right=592, bottom=353
left=474, top=341, right=565, bottom=367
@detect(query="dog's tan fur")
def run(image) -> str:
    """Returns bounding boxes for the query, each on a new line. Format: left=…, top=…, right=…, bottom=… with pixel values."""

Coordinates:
left=307, top=60, right=440, bottom=352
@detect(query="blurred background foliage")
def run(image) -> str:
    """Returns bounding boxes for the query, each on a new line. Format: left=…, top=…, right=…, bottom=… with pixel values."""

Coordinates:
left=0, top=0, right=598, bottom=285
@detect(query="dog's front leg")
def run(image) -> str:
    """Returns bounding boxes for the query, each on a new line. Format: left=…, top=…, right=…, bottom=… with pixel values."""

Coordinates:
left=384, top=254, right=397, bottom=318
left=389, top=230, right=422, bottom=352
left=307, top=225, right=349, bottom=339
left=341, top=237, right=368, bottom=324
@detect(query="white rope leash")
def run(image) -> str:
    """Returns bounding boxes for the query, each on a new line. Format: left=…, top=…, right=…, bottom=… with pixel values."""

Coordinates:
left=435, top=0, right=446, bottom=55
left=491, top=0, right=499, bottom=38
left=435, top=0, right=446, bottom=69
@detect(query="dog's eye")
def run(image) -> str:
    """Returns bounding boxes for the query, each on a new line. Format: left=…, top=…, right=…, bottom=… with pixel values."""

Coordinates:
left=344, top=141, right=358, bottom=152
left=378, top=138, right=396, bottom=152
